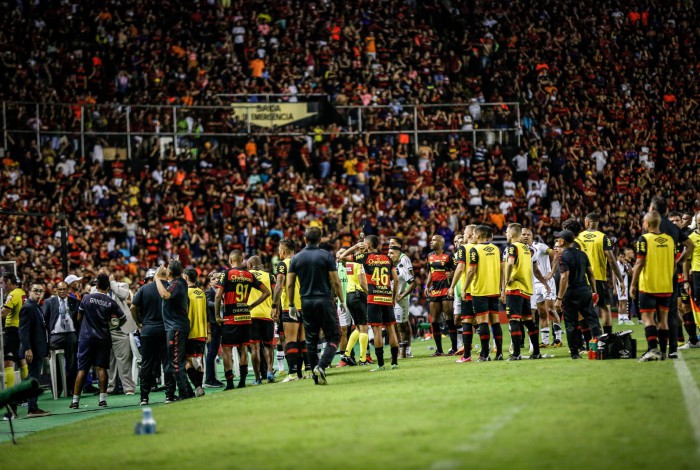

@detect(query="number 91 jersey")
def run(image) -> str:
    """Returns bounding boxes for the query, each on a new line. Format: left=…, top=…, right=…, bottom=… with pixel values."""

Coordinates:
left=220, top=268, right=263, bottom=324
left=355, top=252, right=394, bottom=305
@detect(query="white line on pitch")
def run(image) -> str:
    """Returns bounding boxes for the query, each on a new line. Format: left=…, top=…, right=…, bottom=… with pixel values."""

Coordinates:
left=431, top=405, right=524, bottom=469
left=674, top=352, right=700, bottom=456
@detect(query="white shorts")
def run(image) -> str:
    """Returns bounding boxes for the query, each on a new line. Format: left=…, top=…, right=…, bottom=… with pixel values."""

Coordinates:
left=531, top=280, right=556, bottom=309
left=338, top=304, right=352, bottom=328
left=454, top=296, right=462, bottom=316
left=615, top=281, right=628, bottom=301
left=394, top=299, right=410, bottom=323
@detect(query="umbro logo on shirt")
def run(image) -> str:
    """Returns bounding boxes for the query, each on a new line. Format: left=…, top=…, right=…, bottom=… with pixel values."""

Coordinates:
left=654, top=236, right=668, bottom=246
left=484, top=246, right=495, bottom=252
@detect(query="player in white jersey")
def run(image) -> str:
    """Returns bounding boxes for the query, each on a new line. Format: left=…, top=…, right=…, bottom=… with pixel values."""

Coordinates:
left=522, top=228, right=563, bottom=348
left=388, top=239, right=417, bottom=359
left=614, top=250, right=634, bottom=325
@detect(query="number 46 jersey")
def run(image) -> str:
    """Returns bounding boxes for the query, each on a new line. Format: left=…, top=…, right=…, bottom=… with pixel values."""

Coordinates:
left=219, top=268, right=263, bottom=325
left=355, top=252, right=394, bottom=305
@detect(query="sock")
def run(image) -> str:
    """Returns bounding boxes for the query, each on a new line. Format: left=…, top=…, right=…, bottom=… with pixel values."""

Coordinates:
left=376, top=346, right=385, bottom=367
left=524, top=320, right=540, bottom=355
left=519, top=322, right=526, bottom=349
left=99, top=393, right=107, bottom=402
left=478, top=323, right=490, bottom=357
left=541, top=327, right=550, bottom=345
left=20, top=364, right=28, bottom=380
left=186, top=367, right=198, bottom=387
left=579, top=320, right=592, bottom=348
left=446, top=319, right=458, bottom=351
left=492, top=323, right=503, bottom=355
left=238, top=365, right=248, bottom=387
left=432, top=322, right=444, bottom=353
left=346, top=329, right=360, bottom=357
left=390, top=346, right=399, bottom=365
left=72, top=394, right=80, bottom=404
left=603, top=325, right=613, bottom=335
left=285, top=341, right=299, bottom=374
left=553, top=323, right=562, bottom=342
left=509, top=320, right=522, bottom=356
left=225, top=369, right=234, bottom=388
left=645, top=325, right=658, bottom=350
left=462, top=323, right=473, bottom=358
left=406, top=345, right=412, bottom=356
left=359, top=332, right=369, bottom=360
left=197, top=371, right=204, bottom=387
left=4, top=366, right=14, bottom=389
left=296, top=355, right=304, bottom=378
left=618, top=313, right=629, bottom=322
left=301, top=346, right=309, bottom=371
left=276, top=345, right=285, bottom=372
left=658, top=329, right=669, bottom=354
left=683, top=314, right=699, bottom=344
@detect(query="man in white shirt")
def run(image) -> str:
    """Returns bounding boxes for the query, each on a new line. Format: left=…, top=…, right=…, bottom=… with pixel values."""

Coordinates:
left=389, top=240, right=417, bottom=358
left=522, top=229, right=563, bottom=348
left=591, top=147, right=608, bottom=174
left=614, top=251, right=634, bottom=325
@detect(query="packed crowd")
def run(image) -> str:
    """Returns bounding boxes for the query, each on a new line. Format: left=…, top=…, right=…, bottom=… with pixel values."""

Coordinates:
left=1, top=0, right=699, bottom=300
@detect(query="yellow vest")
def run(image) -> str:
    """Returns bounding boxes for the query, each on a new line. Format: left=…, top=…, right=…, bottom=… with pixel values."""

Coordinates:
left=505, top=242, right=534, bottom=296
left=469, top=243, right=501, bottom=296
left=579, top=230, right=612, bottom=280
left=689, top=231, right=700, bottom=273
left=249, top=269, right=274, bottom=319
left=187, top=286, right=208, bottom=340
left=638, top=232, right=674, bottom=295
left=277, top=259, right=301, bottom=311
left=3, top=288, right=26, bottom=328
left=346, top=261, right=365, bottom=293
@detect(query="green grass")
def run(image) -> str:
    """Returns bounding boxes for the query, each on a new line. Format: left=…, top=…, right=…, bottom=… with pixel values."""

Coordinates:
left=1, top=324, right=699, bottom=469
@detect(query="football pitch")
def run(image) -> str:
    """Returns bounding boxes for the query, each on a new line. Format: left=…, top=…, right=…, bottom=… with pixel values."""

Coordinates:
left=1, top=325, right=699, bottom=470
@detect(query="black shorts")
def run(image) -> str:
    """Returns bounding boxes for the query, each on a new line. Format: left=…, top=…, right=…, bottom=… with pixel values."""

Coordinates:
left=461, top=298, right=474, bottom=319
left=77, top=340, right=111, bottom=371
left=281, top=309, right=302, bottom=324
left=595, top=281, right=612, bottom=307
left=347, top=291, right=368, bottom=326
left=429, top=295, right=449, bottom=303
left=222, top=324, right=251, bottom=348
left=251, top=318, right=274, bottom=345
left=638, top=292, right=671, bottom=314
left=472, top=296, right=500, bottom=317
left=367, top=303, right=395, bottom=326
left=3, top=326, right=20, bottom=360
left=186, top=339, right=206, bottom=357
left=506, top=294, right=531, bottom=319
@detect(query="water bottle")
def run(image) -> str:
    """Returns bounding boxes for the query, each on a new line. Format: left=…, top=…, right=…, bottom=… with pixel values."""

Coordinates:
left=137, top=408, right=156, bottom=435
left=588, top=339, right=597, bottom=360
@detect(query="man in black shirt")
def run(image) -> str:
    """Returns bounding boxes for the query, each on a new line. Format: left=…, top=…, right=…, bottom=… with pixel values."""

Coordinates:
left=70, top=274, right=125, bottom=409
left=131, top=268, right=172, bottom=406
left=553, top=230, right=600, bottom=359
left=649, top=196, right=695, bottom=358
left=19, top=282, right=50, bottom=418
left=287, top=227, right=345, bottom=385
left=155, top=260, right=191, bottom=402
left=204, top=271, right=224, bottom=387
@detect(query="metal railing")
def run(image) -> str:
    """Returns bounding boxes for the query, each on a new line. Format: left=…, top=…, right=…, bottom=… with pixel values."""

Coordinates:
left=2, top=100, right=520, bottom=159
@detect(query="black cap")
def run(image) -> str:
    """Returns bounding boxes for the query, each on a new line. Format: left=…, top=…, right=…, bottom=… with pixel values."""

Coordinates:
left=554, top=230, right=575, bottom=243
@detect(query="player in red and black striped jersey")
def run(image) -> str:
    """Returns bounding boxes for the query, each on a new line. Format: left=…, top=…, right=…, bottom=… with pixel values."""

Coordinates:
left=341, top=235, right=400, bottom=371
left=215, top=250, right=270, bottom=389
left=424, top=235, right=457, bottom=355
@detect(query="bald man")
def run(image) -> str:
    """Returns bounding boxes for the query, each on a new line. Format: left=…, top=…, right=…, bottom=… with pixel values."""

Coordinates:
left=631, top=211, right=676, bottom=361
left=425, top=235, right=457, bottom=355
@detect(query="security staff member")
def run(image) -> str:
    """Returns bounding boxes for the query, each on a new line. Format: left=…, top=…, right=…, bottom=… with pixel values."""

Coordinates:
left=287, top=227, right=345, bottom=385
left=131, top=267, right=170, bottom=406
left=19, top=282, right=50, bottom=418
left=204, top=271, right=224, bottom=387
left=553, top=230, right=601, bottom=359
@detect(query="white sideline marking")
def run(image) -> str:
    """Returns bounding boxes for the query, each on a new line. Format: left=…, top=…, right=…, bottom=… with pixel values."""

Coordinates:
left=674, top=352, right=700, bottom=456
left=431, top=405, right=524, bottom=469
